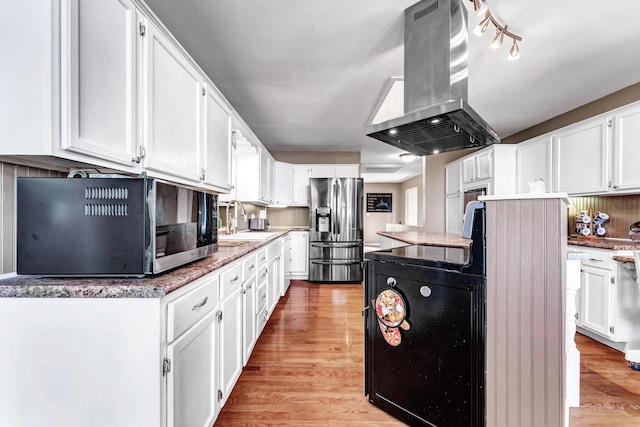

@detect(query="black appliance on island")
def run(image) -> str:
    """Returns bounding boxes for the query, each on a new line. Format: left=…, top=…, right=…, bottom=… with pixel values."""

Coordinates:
left=364, top=201, right=486, bottom=426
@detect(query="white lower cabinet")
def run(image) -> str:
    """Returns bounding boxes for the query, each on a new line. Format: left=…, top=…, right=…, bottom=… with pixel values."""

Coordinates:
left=241, top=254, right=258, bottom=366
left=576, top=247, right=640, bottom=344
left=445, top=194, right=463, bottom=235
left=286, top=231, right=309, bottom=279
left=166, top=309, right=218, bottom=427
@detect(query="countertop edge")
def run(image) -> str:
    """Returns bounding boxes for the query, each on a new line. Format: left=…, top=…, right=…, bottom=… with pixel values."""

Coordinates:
left=0, top=229, right=298, bottom=299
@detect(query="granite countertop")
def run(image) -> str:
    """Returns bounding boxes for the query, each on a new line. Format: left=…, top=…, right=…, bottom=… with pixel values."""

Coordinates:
left=0, top=229, right=295, bottom=299
left=377, top=231, right=471, bottom=248
left=567, top=236, right=640, bottom=251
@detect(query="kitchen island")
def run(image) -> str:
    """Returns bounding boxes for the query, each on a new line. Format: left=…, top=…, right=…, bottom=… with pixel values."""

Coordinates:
left=0, top=229, right=296, bottom=427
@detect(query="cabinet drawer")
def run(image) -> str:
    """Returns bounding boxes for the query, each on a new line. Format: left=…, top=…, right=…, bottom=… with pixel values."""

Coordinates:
left=243, top=254, right=258, bottom=280
left=220, top=261, right=243, bottom=300
left=256, top=248, right=268, bottom=268
left=266, top=239, right=282, bottom=260
left=167, top=275, right=219, bottom=342
left=581, top=250, right=612, bottom=269
left=257, top=305, right=268, bottom=335
left=257, top=282, right=267, bottom=312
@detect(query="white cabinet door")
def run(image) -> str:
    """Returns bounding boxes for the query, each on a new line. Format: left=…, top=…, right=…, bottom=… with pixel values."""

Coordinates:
left=273, top=162, right=293, bottom=205
left=334, top=165, right=359, bottom=177
left=242, top=274, right=257, bottom=366
left=462, top=157, right=476, bottom=183
left=445, top=161, right=461, bottom=195
left=580, top=265, right=613, bottom=338
left=62, top=0, right=138, bottom=167
left=476, top=150, right=493, bottom=180
left=310, top=165, right=335, bottom=178
left=267, top=257, right=280, bottom=315
left=203, top=85, right=232, bottom=191
left=612, top=103, right=640, bottom=191
left=293, top=166, right=311, bottom=206
left=554, top=118, right=609, bottom=194
left=259, top=149, right=272, bottom=203
left=218, top=286, right=243, bottom=407
left=143, top=20, right=202, bottom=181
left=516, top=135, right=552, bottom=194
left=166, top=309, right=218, bottom=427
left=445, top=194, right=463, bottom=235
left=288, top=232, right=309, bottom=276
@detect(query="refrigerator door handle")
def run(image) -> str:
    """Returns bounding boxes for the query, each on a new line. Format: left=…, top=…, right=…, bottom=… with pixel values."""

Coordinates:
left=310, top=242, right=362, bottom=248
left=332, top=182, right=338, bottom=236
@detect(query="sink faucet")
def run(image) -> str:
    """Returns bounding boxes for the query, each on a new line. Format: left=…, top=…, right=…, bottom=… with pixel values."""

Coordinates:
left=226, top=199, right=247, bottom=234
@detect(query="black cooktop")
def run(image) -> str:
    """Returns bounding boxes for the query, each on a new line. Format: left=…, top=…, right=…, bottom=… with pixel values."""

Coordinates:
left=365, top=244, right=470, bottom=271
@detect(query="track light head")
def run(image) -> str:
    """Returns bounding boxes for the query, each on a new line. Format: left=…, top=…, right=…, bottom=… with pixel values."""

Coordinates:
left=491, top=26, right=506, bottom=49
left=508, top=39, right=520, bottom=61
left=473, top=15, right=491, bottom=37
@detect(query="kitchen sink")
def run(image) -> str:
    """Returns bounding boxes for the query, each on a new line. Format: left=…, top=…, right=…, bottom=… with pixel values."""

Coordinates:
left=219, top=231, right=280, bottom=241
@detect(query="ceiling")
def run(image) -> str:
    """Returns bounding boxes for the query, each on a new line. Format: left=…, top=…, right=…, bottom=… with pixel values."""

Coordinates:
left=144, top=0, right=640, bottom=183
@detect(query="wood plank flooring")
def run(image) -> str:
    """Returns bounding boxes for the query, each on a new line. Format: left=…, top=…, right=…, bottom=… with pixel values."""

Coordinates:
left=216, top=281, right=640, bottom=426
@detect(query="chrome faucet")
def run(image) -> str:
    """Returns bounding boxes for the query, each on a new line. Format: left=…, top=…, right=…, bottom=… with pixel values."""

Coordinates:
left=226, top=199, right=247, bottom=234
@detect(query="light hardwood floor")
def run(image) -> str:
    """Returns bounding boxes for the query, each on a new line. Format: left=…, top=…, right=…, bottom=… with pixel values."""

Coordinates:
left=216, top=281, right=640, bottom=426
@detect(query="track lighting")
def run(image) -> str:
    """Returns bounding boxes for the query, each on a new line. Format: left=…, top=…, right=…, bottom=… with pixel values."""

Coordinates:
left=491, top=25, right=505, bottom=48
left=508, top=39, right=520, bottom=61
left=469, top=2, right=523, bottom=61
left=473, top=15, right=491, bottom=37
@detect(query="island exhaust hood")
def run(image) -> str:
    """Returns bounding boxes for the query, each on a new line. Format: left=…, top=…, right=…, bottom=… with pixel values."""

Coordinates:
left=366, top=0, right=500, bottom=155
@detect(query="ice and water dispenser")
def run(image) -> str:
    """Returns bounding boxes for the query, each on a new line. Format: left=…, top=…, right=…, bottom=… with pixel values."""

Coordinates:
left=315, top=207, right=331, bottom=233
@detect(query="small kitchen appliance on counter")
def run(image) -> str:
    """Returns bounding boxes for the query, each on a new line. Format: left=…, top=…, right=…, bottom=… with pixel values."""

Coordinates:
left=364, top=202, right=486, bottom=426
left=17, top=177, right=218, bottom=277
left=249, top=218, right=269, bottom=231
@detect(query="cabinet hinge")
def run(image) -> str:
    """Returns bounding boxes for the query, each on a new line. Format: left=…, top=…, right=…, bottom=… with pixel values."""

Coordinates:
left=216, top=310, right=223, bottom=323
left=131, top=145, right=146, bottom=164
left=218, top=390, right=223, bottom=402
left=611, top=276, right=615, bottom=284
left=202, top=87, right=206, bottom=96
left=162, top=358, right=171, bottom=376
left=607, top=119, right=612, bottom=127
left=139, top=23, right=146, bottom=37
left=610, top=325, right=615, bottom=334
left=201, top=169, right=206, bottom=181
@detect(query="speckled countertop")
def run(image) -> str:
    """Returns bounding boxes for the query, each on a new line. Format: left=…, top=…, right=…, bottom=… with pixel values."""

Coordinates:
left=377, top=231, right=471, bottom=248
left=568, top=236, right=640, bottom=263
left=0, top=229, right=304, bottom=299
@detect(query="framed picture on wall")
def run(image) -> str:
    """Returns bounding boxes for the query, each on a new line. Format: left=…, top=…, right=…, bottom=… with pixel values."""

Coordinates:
left=367, top=193, right=392, bottom=212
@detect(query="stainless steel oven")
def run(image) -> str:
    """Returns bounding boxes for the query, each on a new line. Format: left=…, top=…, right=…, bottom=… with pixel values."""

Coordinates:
left=17, top=177, right=218, bottom=277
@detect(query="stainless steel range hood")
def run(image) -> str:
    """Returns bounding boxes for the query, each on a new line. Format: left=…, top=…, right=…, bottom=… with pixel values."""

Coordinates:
left=366, top=0, right=500, bottom=155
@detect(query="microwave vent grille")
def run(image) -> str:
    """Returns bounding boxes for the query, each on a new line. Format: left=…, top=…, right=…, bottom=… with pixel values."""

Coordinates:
left=84, top=204, right=129, bottom=216
left=85, top=187, right=129, bottom=200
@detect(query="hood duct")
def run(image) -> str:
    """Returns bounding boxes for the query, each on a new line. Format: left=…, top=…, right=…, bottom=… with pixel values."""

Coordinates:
left=366, top=0, right=500, bottom=155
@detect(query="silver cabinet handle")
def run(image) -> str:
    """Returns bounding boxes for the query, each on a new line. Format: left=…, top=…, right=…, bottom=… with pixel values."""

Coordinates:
left=230, top=275, right=239, bottom=282
left=191, top=296, right=208, bottom=310
left=249, top=264, right=255, bottom=270
left=247, top=283, right=252, bottom=289
left=588, top=258, right=603, bottom=262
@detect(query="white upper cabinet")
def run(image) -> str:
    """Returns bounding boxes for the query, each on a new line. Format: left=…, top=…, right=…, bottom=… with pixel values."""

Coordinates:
left=309, top=165, right=335, bottom=178
left=611, top=102, right=640, bottom=191
left=334, top=165, right=360, bottom=178
left=202, top=85, right=233, bottom=192
left=142, top=19, right=203, bottom=182
left=234, top=143, right=273, bottom=205
left=259, top=149, right=272, bottom=203
left=445, top=161, right=462, bottom=195
left=273, top=161, right=293, bottom=205
left=292, top=165, right=310, bottom=206
left=62, top=0, right=139, bottom=168
left=516, top=134, right=553, bottom=194
left=553, top=117, right=609, bottom=194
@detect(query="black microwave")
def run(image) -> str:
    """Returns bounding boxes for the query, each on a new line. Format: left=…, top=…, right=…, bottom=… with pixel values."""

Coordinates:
left=16, top=177, right=218, bottom=277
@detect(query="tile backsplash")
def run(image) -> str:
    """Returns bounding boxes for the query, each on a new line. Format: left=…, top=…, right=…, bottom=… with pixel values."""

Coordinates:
left=569, top=194, right=640, bottom=239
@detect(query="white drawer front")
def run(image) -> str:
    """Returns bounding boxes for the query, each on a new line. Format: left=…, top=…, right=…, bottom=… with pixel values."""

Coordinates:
left=266, top=239, right=282, bottom=260
left=256, top=248, right=268, bottom=268
left=167, top=276, right=219, bottom=342
left=257, top=282, right=267, bottom=312
left=581, top=249, right=612, bottom=269
left=243, top=254, right=258, bottom=281
left=220, top=261, right=243, bottom=300
left=257, top=305, right=268, bottom=335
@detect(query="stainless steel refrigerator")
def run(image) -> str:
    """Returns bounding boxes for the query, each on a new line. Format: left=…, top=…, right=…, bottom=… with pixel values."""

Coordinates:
left=309, top=177, right=363, bottom=283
